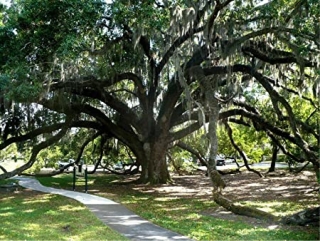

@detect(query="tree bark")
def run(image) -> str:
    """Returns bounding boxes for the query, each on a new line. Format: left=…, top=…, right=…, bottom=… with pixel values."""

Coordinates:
left=281, top=207, right=319, bottom=227
left=212, top=192, right=278, bottom=222
left=268, top=141, right=278, bottom=172
left=137, top=138, right=171, bottom=184
left=167, top=153, right=182, bottom=176
left=0, top=165, right=8, bottom=173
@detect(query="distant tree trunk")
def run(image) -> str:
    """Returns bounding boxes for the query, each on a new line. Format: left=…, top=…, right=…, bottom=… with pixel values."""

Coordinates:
left=207, top=97, right=219, bottom=171
left=268, top=142, right=278, bottom=172
left=202, top=75, right=219, bottom=172
left=312, top=162, right=320, bottom=183
left=167, top=153, right=182, bottom=176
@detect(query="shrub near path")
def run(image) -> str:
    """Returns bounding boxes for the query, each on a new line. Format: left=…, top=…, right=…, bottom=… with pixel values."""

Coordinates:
left=38, top=170, right=319, bottom=240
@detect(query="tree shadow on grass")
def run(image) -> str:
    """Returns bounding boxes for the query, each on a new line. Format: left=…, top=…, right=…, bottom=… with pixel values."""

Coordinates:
left=0, top=189, right=124, bottom=241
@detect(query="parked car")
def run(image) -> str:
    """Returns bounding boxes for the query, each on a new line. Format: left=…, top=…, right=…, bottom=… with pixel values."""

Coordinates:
left=56, top=159, right=75, bottom=171
left=197, top=155, right=226, bottom=166
left=216, top=155, right=226, bottom=166
left=113, top=162, right=123, bottom=170
left=224, top=156, right=236, bottom=164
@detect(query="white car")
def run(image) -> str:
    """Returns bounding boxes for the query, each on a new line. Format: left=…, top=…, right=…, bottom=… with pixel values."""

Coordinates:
left=216, top=155, right=226, bottom=166
left=57, top=159, right=75, bottom=171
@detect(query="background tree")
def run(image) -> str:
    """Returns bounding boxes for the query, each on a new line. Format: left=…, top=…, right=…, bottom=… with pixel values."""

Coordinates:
left=0, top=0, right=319, bottom=185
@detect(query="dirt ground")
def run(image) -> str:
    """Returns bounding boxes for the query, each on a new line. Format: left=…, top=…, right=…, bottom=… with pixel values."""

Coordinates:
left=125, top=169, right=319, bottom=229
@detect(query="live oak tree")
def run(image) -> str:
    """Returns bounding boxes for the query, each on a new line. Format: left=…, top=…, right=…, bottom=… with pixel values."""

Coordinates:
left=0, top=0, right=319, bottom=189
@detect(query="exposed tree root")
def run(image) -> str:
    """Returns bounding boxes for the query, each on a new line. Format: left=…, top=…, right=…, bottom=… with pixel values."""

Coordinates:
left=212, top=192, right=278, bottom=222
left=281, top=206, right=320, bottom=227
left=213, top=191, right=319, bottom=227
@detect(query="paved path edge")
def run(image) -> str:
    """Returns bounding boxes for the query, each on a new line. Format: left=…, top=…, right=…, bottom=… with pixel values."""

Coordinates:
left=13, top=176, right=194, bottom=241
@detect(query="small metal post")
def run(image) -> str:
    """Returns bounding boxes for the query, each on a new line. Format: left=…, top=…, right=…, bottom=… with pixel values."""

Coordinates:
left=85, top=167, right=88, bottom=193
left=73, top=166, right=76, bottom=191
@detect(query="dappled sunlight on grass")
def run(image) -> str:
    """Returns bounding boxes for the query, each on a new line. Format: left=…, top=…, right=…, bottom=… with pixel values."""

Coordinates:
left=45, top=209, right=60, bottom=216
left=22, top=209, right=35, bottom=213
left=35, top=173, right=319, bottom=241
left=22, top=196, right=53, bottom=204
left=186, top=213, right=201, bottom=220
left=0, top=206, right=14, bottom=211
left=239, top=200, right=316, bottom=216
left=59, top=204, right=86, bottom=212
left=154, top=196, right=178, bottom=201
left=0, top=196, right=14, bottom=201
left=22, top=223, right=41, bottom=232
left=0, top=189, right=127, bottom=240
left=157, top=205, right=188, bottom=212
left=0, top=211, right=14, bottom=217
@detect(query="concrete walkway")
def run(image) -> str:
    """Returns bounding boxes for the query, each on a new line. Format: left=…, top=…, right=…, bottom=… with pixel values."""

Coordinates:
left=14, top=176, right=193, bottom=241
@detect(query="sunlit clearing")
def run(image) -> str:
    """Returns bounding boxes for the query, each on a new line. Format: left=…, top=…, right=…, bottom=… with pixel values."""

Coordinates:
left=186, top=213, right=201, bottom=220
left=23, top=195, right=54, bottom=204
left=159, top=206, right=188, bottom=212
left=238, top=200, right=313, bottom=216
left=0, top=196, right=14, bottom=201
left=22, top=209, right=35, bottom=213
left=154, top=197, right=179, bottom=202
left=0, top=212, right=14, bottom=217
left=268, top=225, right=279, bottom=230
left=23, top=223, right=41, bottom=232
left=0, top=206, right=13, bottom=211
left=236, top=228, right=259, bottom=235
left=59, top=205, right=85, bottom=212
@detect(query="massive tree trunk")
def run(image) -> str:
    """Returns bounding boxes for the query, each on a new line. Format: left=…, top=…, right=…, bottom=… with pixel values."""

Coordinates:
left=136, top=134, right=171, bottom=184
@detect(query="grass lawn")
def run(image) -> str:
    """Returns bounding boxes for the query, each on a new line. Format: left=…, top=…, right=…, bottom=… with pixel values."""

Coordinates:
left=36, top=173, right=319, bottom=241
left=0, top=179, right=127, bottom=241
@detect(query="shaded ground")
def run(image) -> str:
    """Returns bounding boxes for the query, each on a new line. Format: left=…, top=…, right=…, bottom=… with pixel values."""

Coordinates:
left=34, top=167, right=319, bottom=233
left=128, top=170, right=318, bottom=202
left=110, top=169, right=319, bottom=230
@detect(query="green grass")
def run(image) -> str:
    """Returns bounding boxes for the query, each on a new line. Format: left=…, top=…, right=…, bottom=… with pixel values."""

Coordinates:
left=0, top=179, right=127, bottom=241
left=237, top=200, right=315, bottom=216
left=104, top=193, right=318, bottom=241
left=35, top=173, right=319, bottom=241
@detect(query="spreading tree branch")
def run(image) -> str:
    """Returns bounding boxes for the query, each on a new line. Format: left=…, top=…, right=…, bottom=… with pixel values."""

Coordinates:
left=224, top=121, right=263, bottom=177
left=0, top=116, right=72, bottom=179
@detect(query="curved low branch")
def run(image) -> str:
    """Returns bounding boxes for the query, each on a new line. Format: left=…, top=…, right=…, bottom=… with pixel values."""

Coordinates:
left=232, top=100, right=318, bottom=140
left=242, top=45, right=316, bottom=67
left=0, top=120, right=104, bottom=151
left=0, top=117, right=72, bottom=179
left=0, top=123, right=64, bottom=150
left=175, top=141, right=207, bottom=166
left=88, top=134, right=110, bottom=174
left=266, top=131, right=303, bottom=163
left=69, top=89, right=141, bottom=132
left=203, top=64, right=317, bottom=162
left=170, top=121, right=201, bottom=141
left=74, top=131, right=102, bottom=166
left=0, top=165, right=8, bottom=173
left=224, top=121, right=263, bottom=177
left=79, top=105, right=143, bottom=152
left=224, top=27, right=317, bottom=57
